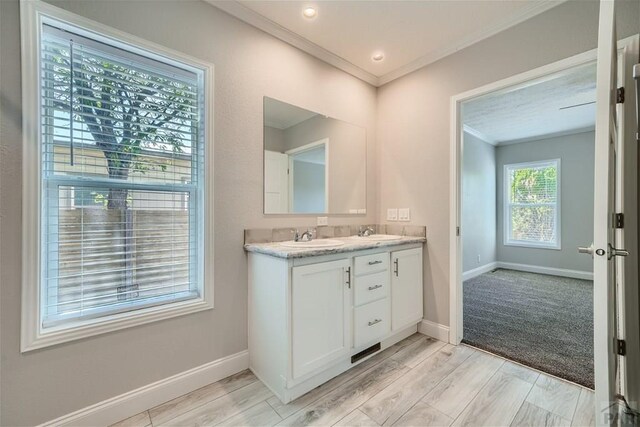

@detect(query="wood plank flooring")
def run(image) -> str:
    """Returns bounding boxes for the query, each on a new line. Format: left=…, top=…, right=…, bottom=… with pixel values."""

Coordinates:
left=111, top=334, right=596, bottom=427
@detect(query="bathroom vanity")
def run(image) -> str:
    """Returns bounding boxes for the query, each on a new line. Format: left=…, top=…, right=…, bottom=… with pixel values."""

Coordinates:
left=245, top=235, right=425, bottom=403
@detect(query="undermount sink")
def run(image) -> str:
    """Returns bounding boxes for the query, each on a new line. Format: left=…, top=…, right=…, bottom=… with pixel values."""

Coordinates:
left=352, top=234, right=403, bottom=242
left=279, top=239, right=345, bottom=249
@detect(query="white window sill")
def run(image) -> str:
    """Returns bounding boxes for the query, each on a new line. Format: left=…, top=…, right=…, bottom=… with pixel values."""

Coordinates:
left=504, top=240, right=562, bottom=251
left=21, top=297, right=213, bottom=353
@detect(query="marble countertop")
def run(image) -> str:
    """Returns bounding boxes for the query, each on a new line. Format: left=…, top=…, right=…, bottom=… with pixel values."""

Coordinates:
left=244, top=236, right=426, bottom=259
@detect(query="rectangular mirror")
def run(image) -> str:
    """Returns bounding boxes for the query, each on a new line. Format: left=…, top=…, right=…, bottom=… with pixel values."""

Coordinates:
left=263, top=97, right=366, bottom=214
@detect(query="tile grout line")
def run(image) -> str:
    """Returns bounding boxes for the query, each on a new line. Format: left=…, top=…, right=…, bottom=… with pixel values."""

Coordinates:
left=265, top=397, right=284, bottom=421
left=439, top=356, right=506, bottom=423
left=568, top=388, right=585, bottom=426
left=460, top=343, right=593, bottom=392
left=508, top=372, right=540, bottom=427
left=359, top=342, right=475, bottom=426
left=448, top=358, right=508, bottom=426
left=214, top=397, right=279, bottom=427
left=276, top=336, right=422, bottom=424
left=151, top=376, right=260, bottom=426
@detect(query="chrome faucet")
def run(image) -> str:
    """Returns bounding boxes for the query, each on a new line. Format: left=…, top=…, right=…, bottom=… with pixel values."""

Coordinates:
left=358, top=226, right=375, bottom=237
left=294, top=229, right=314, bottom=242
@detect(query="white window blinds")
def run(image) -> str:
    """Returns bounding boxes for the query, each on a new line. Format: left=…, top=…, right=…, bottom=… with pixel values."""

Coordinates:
left=505, top=160, right=560, bottom=249
left=40, top=23, right=205, bottom=326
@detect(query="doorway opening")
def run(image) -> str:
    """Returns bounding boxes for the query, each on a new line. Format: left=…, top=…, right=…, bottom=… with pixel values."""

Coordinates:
left=449, top=33, right=639, bottom=413
left=460, top=61, right=597, bottom=387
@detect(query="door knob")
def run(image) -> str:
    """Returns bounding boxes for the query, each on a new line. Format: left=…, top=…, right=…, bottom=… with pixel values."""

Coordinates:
left=578, top=244, right=595, bottom=257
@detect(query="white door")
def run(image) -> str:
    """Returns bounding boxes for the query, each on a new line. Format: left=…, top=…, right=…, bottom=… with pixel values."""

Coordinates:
left=391, top=248, right=423, bottom=331
left=264, top=150, right=288, bottom=213
left=291, top=259, right=352, bottom=379
left=590, top=1, right=626, bottom=423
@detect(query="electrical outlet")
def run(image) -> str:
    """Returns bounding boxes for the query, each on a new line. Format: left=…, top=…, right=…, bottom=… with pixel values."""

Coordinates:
left=387, top=208, right=398, bottom=221
left=317, top=216, right=328, bottom=226
left=398, top=208, right=411, bottom=221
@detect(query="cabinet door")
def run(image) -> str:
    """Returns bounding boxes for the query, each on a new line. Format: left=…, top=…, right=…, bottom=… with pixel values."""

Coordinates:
left=291, top=259, right=352, bottom=379
left=391, top=248, right=423, bottom=331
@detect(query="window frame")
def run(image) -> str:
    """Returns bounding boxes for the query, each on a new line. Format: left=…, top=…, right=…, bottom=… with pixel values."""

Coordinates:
left=503, top=159, right=561, bottom=250
left=21, top=0, right=214, bottom=352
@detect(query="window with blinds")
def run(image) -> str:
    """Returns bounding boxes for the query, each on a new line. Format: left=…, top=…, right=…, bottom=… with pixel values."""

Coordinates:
left=504, top=160, right=560, bottom=249
left=40, top=22, right=206, bottom=327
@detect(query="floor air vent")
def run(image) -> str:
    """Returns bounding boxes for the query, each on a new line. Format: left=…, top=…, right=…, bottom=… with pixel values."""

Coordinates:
left=351, top=342, right=381, bottom=363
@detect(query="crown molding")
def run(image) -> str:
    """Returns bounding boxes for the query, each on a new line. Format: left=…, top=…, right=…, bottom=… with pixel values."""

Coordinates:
left=206, top=0, right=566, bottom=88
left=377, top=0, right=567, bottom=86
left=206, top=0, right=379, bottom=86
left=463, top=124, right=497, bottom=145
left=496, top=126, right=595, bottom=146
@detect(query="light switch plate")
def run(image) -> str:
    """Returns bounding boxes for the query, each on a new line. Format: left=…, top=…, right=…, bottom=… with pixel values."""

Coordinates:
left=398, top=208, right=411, bottom=221
left=387, top=208, right=398, bottom=221
left=317, top=216, right=328, bottom=226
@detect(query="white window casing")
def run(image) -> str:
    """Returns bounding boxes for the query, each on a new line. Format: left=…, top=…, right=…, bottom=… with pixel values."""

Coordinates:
left=21, top=0, right=214, bottom=352
left=504, top=159, right=561, bottom=250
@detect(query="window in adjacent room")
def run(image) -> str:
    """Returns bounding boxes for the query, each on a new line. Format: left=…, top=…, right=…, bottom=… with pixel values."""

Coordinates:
left=504, top=159, right=560, bottom=250
left=21, top=4, right=213, bottom=350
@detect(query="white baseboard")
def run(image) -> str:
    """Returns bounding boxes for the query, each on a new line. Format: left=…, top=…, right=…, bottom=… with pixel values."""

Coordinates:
left=497, top=262, right=593, bottom=281
left=418, top=319, right=450, bottom=342
left=42, top=350, right=249, bottom=427
left=463, top=262, right=498, bottom=281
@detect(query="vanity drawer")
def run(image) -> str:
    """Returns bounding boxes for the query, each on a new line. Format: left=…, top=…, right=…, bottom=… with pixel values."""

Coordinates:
left=354, top=298, right=390, bottom=348
left=354, top=253, right=389, bottom=276
left=354, top=270, right=389, bottom=307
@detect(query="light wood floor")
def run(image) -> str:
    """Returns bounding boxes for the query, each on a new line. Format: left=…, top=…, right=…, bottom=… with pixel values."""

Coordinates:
left=111, top=334, right=596, bottom=427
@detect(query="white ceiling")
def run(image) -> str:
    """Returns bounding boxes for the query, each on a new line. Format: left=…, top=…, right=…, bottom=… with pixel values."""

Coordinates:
left=208, top=0, right=565, bottom=86
left=264, top=97, right=318, bottom=129
left=462, top=62, right=597, bottom=145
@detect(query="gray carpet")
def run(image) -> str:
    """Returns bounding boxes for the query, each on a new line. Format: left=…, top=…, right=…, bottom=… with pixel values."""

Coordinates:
left=462, top=268, right=594, bottom=388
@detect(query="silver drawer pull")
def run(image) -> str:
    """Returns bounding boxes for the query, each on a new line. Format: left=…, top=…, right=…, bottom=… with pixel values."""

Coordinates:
left=368, top=319, right=382, bottom=326
left=368, top=284, right=383, bottom=291
left=368, top=260, right=383, bottom=265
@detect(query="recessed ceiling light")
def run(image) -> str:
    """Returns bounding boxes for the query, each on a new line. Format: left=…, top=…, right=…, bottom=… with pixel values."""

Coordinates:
left=372, top=52, right=385, bottom=62
left=303, top=7, right=317, bottom=19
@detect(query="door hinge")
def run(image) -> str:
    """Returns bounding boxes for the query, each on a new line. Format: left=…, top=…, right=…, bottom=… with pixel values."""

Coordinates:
left=456, top=226, right=460, bottom=236
left=615, top=213, right=624, bottom=229
left=617, top=339, right=627, bottom=356
left=617, top=87, right=625, bottom=104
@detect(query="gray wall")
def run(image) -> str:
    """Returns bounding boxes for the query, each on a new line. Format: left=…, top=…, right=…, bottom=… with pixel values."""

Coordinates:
left=283, top=116, right=367, bottom=213
left=0, top=0, right=378, bottom=425
left=264, top=126, right=286, bottom=152
left=496, top=131, right=595, bottom=272
left=462, top=132, right=497, bottom=272
left=376, top=0, right=639, bottom=327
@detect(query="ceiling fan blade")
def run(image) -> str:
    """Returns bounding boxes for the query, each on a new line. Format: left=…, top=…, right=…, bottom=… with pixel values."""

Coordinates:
left=559, top=101, right=596, bottom=110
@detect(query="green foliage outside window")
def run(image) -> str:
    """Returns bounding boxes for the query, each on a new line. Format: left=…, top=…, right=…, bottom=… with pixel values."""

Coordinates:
left=508, top=164, right=558, bottom=244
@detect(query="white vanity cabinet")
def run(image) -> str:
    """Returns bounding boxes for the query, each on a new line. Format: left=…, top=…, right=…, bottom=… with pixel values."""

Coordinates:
left=391, top=248, right=424, bottom=331
left=291, top=259, right=352, bottom=379
left=247, top=243, right=424, bottom=404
